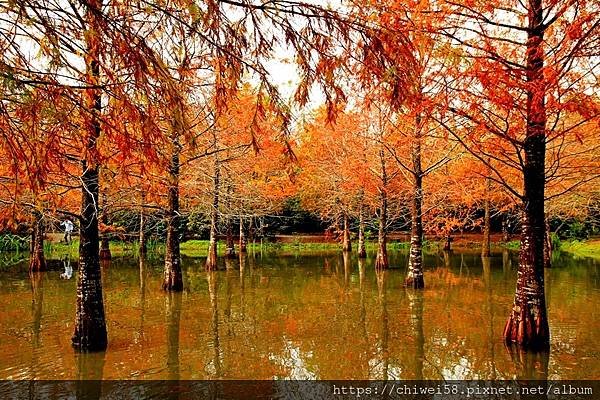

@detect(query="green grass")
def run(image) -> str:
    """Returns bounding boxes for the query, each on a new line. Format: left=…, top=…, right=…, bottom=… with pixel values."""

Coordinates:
left=558, top=240, right=600, bottom=259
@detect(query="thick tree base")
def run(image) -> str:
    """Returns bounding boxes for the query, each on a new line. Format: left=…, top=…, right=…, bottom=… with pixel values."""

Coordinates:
left=100, top=239, right=111, bottom=260
left=404, top=275, right=424, bottom=289
left=29, top=256, right=46, bottom=273
left=72, top=328, right=108, bottom=353
left=99, top=249, right=112, bottom=260
left=162, top=269, right=183, bottom=292
left=205, top=251, right=218, bottom=271
left=503, top=307, right=550, bottom=351
left=375, top=254, right=388, bottom=270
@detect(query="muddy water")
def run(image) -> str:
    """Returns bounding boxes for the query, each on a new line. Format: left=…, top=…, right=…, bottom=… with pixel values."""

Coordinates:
left=0, top=248, right=598, bottom=380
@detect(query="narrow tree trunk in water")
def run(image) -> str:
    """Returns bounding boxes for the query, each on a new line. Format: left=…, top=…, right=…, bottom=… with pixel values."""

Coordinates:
left=163, top=136, right=183, bottom=291
left=342, top=213, right=351, bottom=252
left=503, top=0, right=549, bottom=350
left=357, top=203, right=366, bottom=258
left=206, top=158, right=220, bottom=271
left=443, top=234, right=452, bottom=251
left=139, top=209, right=147, bottom=256
left=375, top=148, right=388, bottom=269
left=72, top=1, right=107, bottom=351
left=224, top=182, right=235, bottom=258
left=405, top=114, right=424, bottom=288
left=239, top=216, right=247, bottom=253
left=29, top=212, right=46, bottom=272
left=543, top=215, right=552, bottom=269
left=482, top=177, right=491, bottom=257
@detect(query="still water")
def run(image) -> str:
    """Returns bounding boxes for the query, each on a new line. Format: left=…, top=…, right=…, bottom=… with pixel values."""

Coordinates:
left=0, top=249, right=598, bottom=380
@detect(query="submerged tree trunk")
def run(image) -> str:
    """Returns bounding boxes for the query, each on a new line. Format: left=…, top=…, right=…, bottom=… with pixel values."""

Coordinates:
left=206, top=158, right=220, bottom=271
left=375, top=148, right=388, bottom=269
left=342, top=212, right=351, bottom=252
left=357, top=203, right=366, bottom=258
left=72, top=1, right=107, bottom=352
left=482, top=177, right=491, bottom=257
left=405, top=115, right=424, bottom=289
left=239, top=216, right=247, bottom=253
left=162, top=135, right=183, bottom=291
left=443, top=234, right=452, bottom=251
left=29, top=212, right=46, bottom=272
left=503, top=1, right=549, bottom=350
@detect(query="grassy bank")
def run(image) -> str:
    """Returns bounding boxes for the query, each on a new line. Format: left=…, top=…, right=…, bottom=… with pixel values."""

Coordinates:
left=557, top=240, right=600, bottom=259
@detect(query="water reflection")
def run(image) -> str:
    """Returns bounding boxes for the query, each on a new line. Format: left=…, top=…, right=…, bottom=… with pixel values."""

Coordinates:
left=207, top=272, right=222, bottom=378
left=0, top=249, right=598, bottom=380
left=165, top=292, right=182, bottom=381
left=408, top=290, right=425, bottom=380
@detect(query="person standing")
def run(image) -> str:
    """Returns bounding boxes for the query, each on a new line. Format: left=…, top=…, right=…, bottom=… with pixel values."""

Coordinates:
left=61, top=219, right=74, bottom=244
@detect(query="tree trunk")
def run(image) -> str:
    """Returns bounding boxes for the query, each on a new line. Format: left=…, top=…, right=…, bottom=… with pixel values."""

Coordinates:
left=139, top=192, right=147, bottom=256
left=29, top=212, right=46, bottom=272
left=139, top=211, right=147, bottom=256
left=443, top=234, right=452, bottom=251
left=503, top=0, right=549, bottom=350
left=162, top=136, right=183, bottom=291
left=206, top=158, right=220, bottom=271
left=99, top=193, right=111, bottom=260
left=72, top=1, right=107, bottom=352
left=375, top=148, right=388, bottom=269
left=342, top=212, right=351, bottom=252
left=239, top=216, right=247, bottom=253
left=482, top=177, right=491, bottom=257
left=225, top=182, right=235, bottom=258
left=543, top=215, right=552, bottom=269
left=357, top=204, right=366, bottom=258
left=405, top=115, right=424, bottom=289
left=502, top=218, right=511, bottom=242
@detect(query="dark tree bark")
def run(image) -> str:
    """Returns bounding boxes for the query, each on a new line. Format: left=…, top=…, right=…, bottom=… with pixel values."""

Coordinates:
left=503, top=0, right=549, bottom=350
left=341, top=212, right=351, bottom=252
left=162, top=136, right=183, bottom=291
left=482, top=177, right=491, bottom=257
left=239, top=216, right=247, bottom=253
left=72, top=1, right=107, bottom=351
left=206, top=158, right=220, bottom=271
left=375, top=148, right=389, bottom=269
left=405, top=115, right=424, bottom=289
left=29, top=212, right=46, bottom=272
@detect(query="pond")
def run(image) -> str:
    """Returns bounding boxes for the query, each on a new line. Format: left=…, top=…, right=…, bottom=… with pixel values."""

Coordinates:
left=0, top=248, right=598, bottom=380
